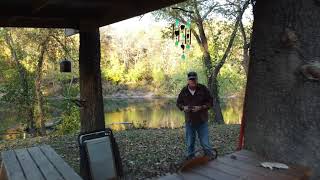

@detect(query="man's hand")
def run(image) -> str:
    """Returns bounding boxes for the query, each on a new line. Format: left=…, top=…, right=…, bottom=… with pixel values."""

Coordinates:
left=183, top=106, right=191, bottom=112
left=191, top=106, right=202, bottom=112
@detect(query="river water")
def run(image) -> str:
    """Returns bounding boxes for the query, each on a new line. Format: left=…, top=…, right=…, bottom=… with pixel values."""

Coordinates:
left=0, top=97, right=243, bottom=140
left=106, top=97, right=243, bottom=131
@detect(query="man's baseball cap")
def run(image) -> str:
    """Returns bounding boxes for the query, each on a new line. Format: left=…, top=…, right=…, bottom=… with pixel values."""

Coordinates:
left=187, top=71, right=198, bottom=80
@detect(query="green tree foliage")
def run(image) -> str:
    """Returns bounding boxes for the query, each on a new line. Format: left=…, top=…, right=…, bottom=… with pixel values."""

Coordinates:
left=56, top=82, right=80, bottom=135
left=0, top=28, right=36, bottom=132
left=0, top=28, right=79, bottom=135
left=100, top=17, right=249, bottom=98
left=100, top=26, right=205, bottom=95
left=0, top=13, right=251, bottom=134
left=206, top=20, right=247, bottom=97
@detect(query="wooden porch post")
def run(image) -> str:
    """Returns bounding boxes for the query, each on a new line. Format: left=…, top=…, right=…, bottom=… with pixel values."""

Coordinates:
left=79, top=27, right=105, bottom=132
left=79, top=27, right=105, bottom=179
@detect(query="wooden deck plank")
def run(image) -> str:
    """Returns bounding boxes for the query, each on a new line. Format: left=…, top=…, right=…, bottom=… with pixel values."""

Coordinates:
left=158, top=174, right=182, bottom=180
left=158, top=172, right=211, bottom=180
left=234, top=150, right=311, bottom=172
left=0, top=150, right=26, bottom=180
left=206, top=159, right=269, bottom=180
left=15, top=149, right=44, bottom=180
left=236, top=150, right=259, bottom=157
left=158, top=150, right=310, bottom=180
left=179, top=171, right=212, bottom=180
left=161, top=150, right=310, bottom=180
left=39, top=145, right=82, bottom=180
left=231, top=151, right=311, bottom=178
left=27, top=147, right=63, bottom=180
left=190, top=165, right=240, bottom=180
left=217, top=156, right=297, bottom=180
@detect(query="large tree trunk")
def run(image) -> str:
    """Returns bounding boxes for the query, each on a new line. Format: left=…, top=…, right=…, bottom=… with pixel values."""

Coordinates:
left=203, top=44, right=225, bottom=124
left=79, top=28, right=105, bottom=179
left=35, top=38, right=49, bottom=136
left=208, top=76, right=224, bottom=124
left=194, top=20, right=225, bottom=124
left=244, top=0, right=320, bottom=179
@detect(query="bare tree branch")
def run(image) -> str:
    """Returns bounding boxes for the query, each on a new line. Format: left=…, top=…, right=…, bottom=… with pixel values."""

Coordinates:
left=169, top=6, right=195, bottom=21
left=51, top=34, right=72, bottom=58
left=201, top=3, right=221, bottom=20
left=239, top=19, right=250, bottom=75
left=239, top=20, right=248, bottom=46
left=191, top=28, right=203, bottom=48
left=192, top=0, right=202, bottom=21
left=172, top=7, right=194, bottom=14
left=212, top=0, right=250, bottom=77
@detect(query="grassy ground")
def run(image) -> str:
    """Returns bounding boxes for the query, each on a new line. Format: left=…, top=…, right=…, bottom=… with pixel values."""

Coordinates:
left=0, top=124, right=240, bottom=179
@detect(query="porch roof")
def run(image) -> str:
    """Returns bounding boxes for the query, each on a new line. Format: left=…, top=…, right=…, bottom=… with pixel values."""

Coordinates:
left=0, top=0, right=184, bottom=28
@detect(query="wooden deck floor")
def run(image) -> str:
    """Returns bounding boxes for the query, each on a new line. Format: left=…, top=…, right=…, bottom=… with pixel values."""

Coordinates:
left=159, top=150, right=311, bottom=180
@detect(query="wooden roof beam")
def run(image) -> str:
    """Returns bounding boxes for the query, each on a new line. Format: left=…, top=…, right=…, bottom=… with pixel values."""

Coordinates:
left=31, top=0, right=71, bottom=14
left=32, top=0, right=50, bottom=14
left=0, top=17, right=78, bottom=28
left=0, top=0, right=186, bottom=28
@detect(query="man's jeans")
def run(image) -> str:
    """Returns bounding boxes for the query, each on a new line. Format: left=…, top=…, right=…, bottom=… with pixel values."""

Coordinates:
left=185, top=121, right=212, bottom=157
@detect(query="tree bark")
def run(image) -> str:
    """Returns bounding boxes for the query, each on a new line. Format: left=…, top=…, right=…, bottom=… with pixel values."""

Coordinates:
left=239, top=21, right=250, bottom=76
left=208, top=77, right=224, bottom=124
left=35, top=37, right=49, bottom=136
left=79, top=28, right=105, bottom=179
left=3, top=30, right=35, bottom=134
left=244, top=0, right=320, bottom=179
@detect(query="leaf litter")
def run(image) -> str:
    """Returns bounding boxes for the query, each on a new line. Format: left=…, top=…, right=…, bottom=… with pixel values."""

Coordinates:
left=0, top=124, right=239, bottom=179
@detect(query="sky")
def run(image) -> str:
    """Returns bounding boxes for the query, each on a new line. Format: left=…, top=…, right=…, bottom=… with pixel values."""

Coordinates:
left=100, top=2, right=253, bottom=34
left=100, top=13, right=162, bottom=33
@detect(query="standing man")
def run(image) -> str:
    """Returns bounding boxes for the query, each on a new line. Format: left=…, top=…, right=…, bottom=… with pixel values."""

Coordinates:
left=177, top=71, right=213, bottom=160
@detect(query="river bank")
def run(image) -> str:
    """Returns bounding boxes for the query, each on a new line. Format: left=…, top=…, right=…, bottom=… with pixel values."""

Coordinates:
left=0, top=124, right=240, bottom=179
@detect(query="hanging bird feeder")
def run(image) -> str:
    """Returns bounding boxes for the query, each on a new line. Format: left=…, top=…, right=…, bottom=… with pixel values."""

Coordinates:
left=60, top=59, right=71, bottom=72
left=60, top=34, right=72, bottom=73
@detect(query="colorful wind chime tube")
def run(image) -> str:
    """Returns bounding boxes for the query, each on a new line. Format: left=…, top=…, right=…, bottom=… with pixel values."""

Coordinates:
left=185, top=28, right=187, bottom=44
left=189, top=29, right=191, bottom=44
left=172, top=18, right=193, bottom=60
left=172, top=24, right=175, bottom=40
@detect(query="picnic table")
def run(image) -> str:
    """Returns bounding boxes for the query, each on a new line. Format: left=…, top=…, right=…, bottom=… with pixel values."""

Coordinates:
left=0, top=145, right=82, bottom=180
left=159, top=150, right=312, bottom=180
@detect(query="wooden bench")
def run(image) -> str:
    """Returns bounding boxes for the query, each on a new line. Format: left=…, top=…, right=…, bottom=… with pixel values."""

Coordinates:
left=0, top=145, right=82, bottom=180
left=159, top=150, right=312, bottom=180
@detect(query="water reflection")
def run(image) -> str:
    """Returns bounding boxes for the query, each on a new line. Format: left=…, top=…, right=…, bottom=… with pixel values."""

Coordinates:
left=106, top=99, right=185, bottom=131
left=221, top=96, right=244, bottom=124
left=0, top=96, right=244, bottom=138
left=106, top=97, right=244, bottom=131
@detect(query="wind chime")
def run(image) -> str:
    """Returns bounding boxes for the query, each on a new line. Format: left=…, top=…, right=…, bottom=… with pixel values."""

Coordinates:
left=173, top=19, right=192, bottom=60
